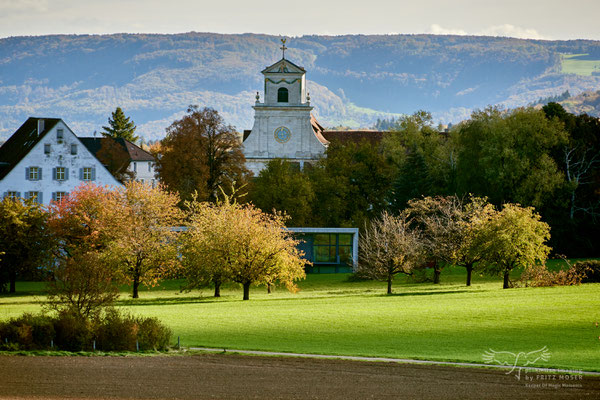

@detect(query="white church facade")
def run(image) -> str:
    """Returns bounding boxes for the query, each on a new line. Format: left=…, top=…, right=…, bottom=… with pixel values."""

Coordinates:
left=242, top=42, right=328, bottom=175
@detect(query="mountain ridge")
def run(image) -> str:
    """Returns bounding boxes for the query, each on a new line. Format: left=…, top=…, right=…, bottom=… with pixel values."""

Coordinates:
left=1, top=32, right=599, bottom=141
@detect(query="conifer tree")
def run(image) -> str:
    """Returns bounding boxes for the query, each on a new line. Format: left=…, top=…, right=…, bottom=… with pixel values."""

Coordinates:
left=102, top=107, right=139, bottom=143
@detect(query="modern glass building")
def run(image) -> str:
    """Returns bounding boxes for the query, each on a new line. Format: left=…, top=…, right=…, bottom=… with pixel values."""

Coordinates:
left=288, top=227, right=359, bottom=273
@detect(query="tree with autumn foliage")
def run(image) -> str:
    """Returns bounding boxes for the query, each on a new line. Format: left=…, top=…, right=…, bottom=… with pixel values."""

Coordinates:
left=0, top=198, right=54, bottom=293
left=357, top=211, right=423, bottom=294
left=180, top=194, right=307, bottom=300
left=47, top=184, right=122, bottom=316
left=477, top=203, right=551, bottom=289
left=156, top=106, right=250, bottom=204
left=48, top=183, right=118, bottom=256
left=106, top=181, right=183, bottom=298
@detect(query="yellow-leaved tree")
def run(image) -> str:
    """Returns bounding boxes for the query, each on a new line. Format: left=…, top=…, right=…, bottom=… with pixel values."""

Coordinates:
left=181, top=195, right=307, bottom=300
left=107, top=181, right=183, bottom=298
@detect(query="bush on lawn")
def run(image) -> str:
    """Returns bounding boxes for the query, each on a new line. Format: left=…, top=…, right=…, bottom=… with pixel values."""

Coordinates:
left=95, top=309, right=171, bottom=351
left=519, top=264, right=586, bottom=287
left=0, top=310, right=171, bottom=352
left=0, top=313, right=55, bottom=350
left=572, top=260, right=600, bottom=283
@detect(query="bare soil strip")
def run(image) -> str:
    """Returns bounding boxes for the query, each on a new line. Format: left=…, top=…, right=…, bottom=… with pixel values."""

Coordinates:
left=0, top=354, right=598, bottom=400
left=190, top=346, right=600, bottom=376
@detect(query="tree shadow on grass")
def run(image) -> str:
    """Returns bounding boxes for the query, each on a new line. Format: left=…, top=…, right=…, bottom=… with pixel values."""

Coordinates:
left=116, top=295, right=226, bottom=307
left=383, top=289, right=486, bottom=297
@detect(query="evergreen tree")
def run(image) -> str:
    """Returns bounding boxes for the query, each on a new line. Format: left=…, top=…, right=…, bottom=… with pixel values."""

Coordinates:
left=102, top=107, right=139, bottom=143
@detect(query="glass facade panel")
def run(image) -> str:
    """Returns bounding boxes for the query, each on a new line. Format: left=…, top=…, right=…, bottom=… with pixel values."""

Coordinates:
left=313, top=234, right=330, bottom=245
left=339, top=234, right=352, bottom=245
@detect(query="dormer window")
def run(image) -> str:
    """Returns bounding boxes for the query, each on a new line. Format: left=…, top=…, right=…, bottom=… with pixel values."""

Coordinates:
left=277, top=87, right=289, bottom=103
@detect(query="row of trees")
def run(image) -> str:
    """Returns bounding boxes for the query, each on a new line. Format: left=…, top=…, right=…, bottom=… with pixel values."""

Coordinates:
left=0, top=183, right=306, bottom=303
left=247, top=105, right=599, bottom=257
left=358, top=196, right=551, bottom=293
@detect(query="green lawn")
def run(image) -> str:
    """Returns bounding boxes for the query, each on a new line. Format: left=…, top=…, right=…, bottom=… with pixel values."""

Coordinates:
left=561, top=53, right=600, bottom=76
left=1, top=265, right=599, bottom=371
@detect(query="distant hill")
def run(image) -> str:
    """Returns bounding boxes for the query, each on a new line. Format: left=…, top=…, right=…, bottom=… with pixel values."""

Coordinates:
left=560, top=90, right=600, bottom=116
left=1, top=33, right=600, bottom=141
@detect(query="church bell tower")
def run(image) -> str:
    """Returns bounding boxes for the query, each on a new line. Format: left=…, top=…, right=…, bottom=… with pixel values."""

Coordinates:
left=242, top=39, right=327, bottom=175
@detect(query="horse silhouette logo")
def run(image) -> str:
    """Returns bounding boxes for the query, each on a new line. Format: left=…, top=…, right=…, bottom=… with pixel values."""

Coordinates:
left=482, top=346, right=551, bottom=380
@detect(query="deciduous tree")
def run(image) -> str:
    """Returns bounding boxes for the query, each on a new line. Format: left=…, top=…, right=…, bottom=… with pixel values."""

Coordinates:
left=156, top=106, right=250, bottom=204
left=478, top=203, right=551, bottom=289
left=456, top=107, right=567, bottom=208
left=357, top=211, right=423, bottom=294
left=308, top=140, right=392, bottom=228
left=0, top=198, right=54, bottom=293
left=107, top=181, right=183, bottom=298
left=250, top=159, right=315, bottom=226
left=181, top=196, right=306, bottom=300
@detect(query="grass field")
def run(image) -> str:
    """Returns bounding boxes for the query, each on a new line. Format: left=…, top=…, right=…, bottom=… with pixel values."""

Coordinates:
left=1, top=263, right=599, bottom=371
left=561, top=53, right=600, bottom=76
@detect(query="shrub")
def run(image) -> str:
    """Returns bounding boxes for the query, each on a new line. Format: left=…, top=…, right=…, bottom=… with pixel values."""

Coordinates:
left=0, top=310, right=172, bottom=352
left=0, top=313, right=55, bottom=350
left=572, top=260, right=600, bottom=283
left=137, top=316, right=172, bottom=351
left=519, top=264, right=586, bottom=287
left=95, top=309, right=138, bottom=351
left=53, top=311, right=94, bottom=351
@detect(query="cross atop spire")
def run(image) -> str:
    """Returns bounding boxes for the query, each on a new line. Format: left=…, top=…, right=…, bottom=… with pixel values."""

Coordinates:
left=280, top=38, right=287, bottom=59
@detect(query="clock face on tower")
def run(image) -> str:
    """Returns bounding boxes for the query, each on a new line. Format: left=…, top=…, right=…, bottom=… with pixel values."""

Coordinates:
left=274, top=126, right=292, bottom=143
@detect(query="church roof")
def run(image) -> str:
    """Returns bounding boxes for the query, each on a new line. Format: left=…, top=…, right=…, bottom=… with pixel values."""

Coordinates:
left=311, top=115, right=330, bottom=146
left=321, top=130, right=386, bottom=145
left=262, top=58, right=306, bottom=74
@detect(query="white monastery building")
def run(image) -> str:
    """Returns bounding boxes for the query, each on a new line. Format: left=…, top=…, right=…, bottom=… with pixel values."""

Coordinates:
left=0, top=118, right=122, bottom=204
left=0, top=117, right=160, bottom=204
left=242, top=41, right=328, bottom=175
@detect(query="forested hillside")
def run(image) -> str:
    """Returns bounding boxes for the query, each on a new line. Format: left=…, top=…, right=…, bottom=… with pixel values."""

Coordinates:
left=1, top=33, right=599, bottom=140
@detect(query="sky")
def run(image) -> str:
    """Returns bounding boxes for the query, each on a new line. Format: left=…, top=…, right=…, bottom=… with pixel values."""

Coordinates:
left=0, top=0, right=599, bottom=40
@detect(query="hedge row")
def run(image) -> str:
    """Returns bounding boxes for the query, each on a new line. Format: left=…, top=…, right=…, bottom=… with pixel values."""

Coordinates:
left=0, top=309, right=171, bottom=352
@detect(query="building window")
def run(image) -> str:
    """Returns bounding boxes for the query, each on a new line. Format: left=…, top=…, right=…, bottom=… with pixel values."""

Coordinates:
left=27, top=166, right=41, bottom=180
left=57, top=129, right=64, bottom=143
left=53, top=192, right=68, bottom=203
left=140, top=178, right=145, bottom=184
left=26, top=191, right=41, bottom=204
left=6, top=191, right=20, bottom=200
left=148, top=162, right=152, bottom=172
left=44, top=144, right=51, bottom=154
left=277, top=87, right=289, bottom=103
left=55, top=167, right=67, bottom=181
left=82, top=167, right=92, bottom=180
left=133, top=162, right=137, bottom=172
left=71, top=144, right=77, bottom=155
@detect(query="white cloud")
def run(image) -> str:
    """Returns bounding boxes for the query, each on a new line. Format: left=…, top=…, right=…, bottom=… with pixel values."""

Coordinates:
left=479, top=24, right=546, bottom=40
left=429, top=24, right=467, bottom=36
left=429, top=23, right=547, bottom=40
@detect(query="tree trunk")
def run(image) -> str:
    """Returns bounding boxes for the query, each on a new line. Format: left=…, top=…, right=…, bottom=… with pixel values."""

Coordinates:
left=267, top=283, right=272, bottom=294
left=387, top=275, right=393, bottom=294
left=243, top=282, right=251, bottom=300
left=433, top=266, right=441, bottom=284
left=132, top=268, right=140, bottom=299
left=213, top=280, right=221, bottom=297
left=503, top=271, right=510, bottom=289
left=9, top=268, right=16, bottom=293
left=466, top=264, right=473, bottom=287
